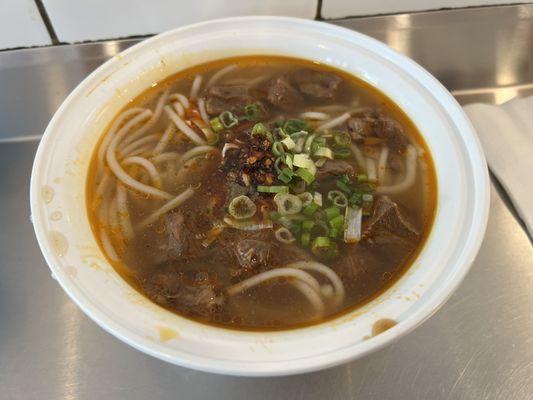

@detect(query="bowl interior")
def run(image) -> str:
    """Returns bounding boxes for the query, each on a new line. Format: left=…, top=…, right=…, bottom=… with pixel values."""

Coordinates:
left=30, top=17, right=489, bottom=376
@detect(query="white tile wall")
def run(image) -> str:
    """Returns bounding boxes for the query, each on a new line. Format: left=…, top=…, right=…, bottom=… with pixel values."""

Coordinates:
left=42, top=0, right=318, bottom=43
left=0, top=0, right=51, bottom=49
left=322, top=0, right=530, bottom=18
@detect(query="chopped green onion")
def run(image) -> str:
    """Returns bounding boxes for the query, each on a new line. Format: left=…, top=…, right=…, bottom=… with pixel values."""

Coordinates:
left=314, top=158, right=327, bottom=167
left=339, top=174, right=351, bottom=184
left=284, top=119, right=309, bottom=134
left=304, top=133, right=316, bottom=153
left=281, top=136, right=296, bottom=150
left=311, top=236, right=338, bottom=259
left=278, top=167, right=294, bottom=184
left=362, top=193, right=374, bottom=203
left=285, top=153, right=294, bottom=170
left=336, top=179, right=352, bottom=194
left=275, top=227, right=295, bottom=244
left=251, top=122, right=273, bottom=142
left=357, top=174, right=368, bottom=183
left=302, top=220, right=315, bottom=231
left=301, top=232, right=311, bottom=247
left=329, top=214, right=344, bottom=230
left=290, top=179, right=306, bottom=194
left=303, top=202, right=320, bottom=216
left=314, top=147, right=334, bottom=159
left=295, top=168, right=315, bottom=185
left=274, top=157, right=284, bottom=174
left=269, top=211, right=282, bottom=220
left=327, top=190, right=348, bottom=208
left=298, top=192, right=313, bottom=207
left=293, top=136, right=306, bottom=153
left=314, top=220, right=330, bottom=236
left=333, top=147, right=352, bottom=159
left=313, top=192, right=323, bottom=207
left=219, top=111, right=238, bottom=128
left=273, top=127, right=288, bottom=140
left=228, top=195, right=257, bottom=220
left=334, top=131, right=351, bottom=147
left=293, top=154, right=315, bottom=172
left=244, top=102, right=265, bottom=121
left=344, top=206, right=362, bottom=243
left=349, top=192, right=363, bottom=207
left=209, top=117, right=224, bottom=132
left=329, top=228, right=339, bottom=239
left=272, top=141, right=285, bottom=157
left=324, top=206, right=341, bottom=220
left=274, top=193, right=303, bottom=215
left=257, top=185, right=289, bottom=194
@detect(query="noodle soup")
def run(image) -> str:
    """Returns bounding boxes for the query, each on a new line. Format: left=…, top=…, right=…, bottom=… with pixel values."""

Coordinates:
left=87, top=56, right=436, bottom=330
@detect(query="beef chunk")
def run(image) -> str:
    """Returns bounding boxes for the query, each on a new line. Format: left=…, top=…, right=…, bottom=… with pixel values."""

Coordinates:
left=347, top=115, right=374, bottom=140
left=316, top=159, right=354, bottom=180
left=362, top=196, right=419, bottom=244
left=266, top=75, right=303, bottom=110
left=293, top=69, right=342, bottom=99
left=376, top=116, right=408, bottom=153
left=235, top=239, right=272, bottom=270
left=205, top=85, right=252, bottom=116
left=141, top=269, right=225, bottom=318
left=165, top=211, right=189, bottom=259
left=347, top=112, right=408, bottom=153
left=332, top=247, right=377, bottom=285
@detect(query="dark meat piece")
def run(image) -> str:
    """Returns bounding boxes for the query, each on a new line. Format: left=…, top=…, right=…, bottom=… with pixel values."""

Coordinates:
left=316, top=159, right=354, bottom=180
left=165, top=211, right=189, bottom=259
left=362, top=196, right=419, bottom=244
left=266, top=75, right=304, bottom=110
left=293, top=69, right=342, bottom=99
left=377, top=116, right=408, bottom=153
left=276, top=243, right=314, bottom=264
left=141, top=268, right=225, bottom=318
left=347, top=113, right=407, bottom=153
left=205, top=85, right=252, bottom=116
left=347, top=115, right=374, bottom=140
left=332, top=247, right=377, bottom=286
left=235, top=239, right=272, bottom=270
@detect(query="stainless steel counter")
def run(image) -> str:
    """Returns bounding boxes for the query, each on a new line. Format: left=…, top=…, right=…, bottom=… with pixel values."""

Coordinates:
left=1, top=5, right=532, bottom=399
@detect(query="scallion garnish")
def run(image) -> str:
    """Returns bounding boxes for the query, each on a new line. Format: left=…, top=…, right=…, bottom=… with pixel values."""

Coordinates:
left=325, top=206, right=341, bottom=220
left=272, top=141, right=285, bottom=157
left=303, top=202, right=320, bottom=216
left=257, top=185, right=289, bottom=194
left=243, top=102, right=265, bottom=121
left=219, top=111, right=238, bottom=128
left=284, top=119, right=309, bottom=134
left=209, top=117, right=224, bottom=132
left=295, top=168, right=315, bottom=184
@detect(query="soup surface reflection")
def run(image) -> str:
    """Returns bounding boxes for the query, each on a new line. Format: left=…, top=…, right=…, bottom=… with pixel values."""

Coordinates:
left=87, top=56, right=437, bottom=330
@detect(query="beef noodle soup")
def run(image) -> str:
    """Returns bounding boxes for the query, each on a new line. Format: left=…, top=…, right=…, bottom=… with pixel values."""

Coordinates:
left=87, top=56, right=437, bottom=330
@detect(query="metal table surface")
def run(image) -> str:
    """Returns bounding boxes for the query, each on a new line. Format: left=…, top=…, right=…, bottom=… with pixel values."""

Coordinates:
left=1, top=5, right=532, bottom=400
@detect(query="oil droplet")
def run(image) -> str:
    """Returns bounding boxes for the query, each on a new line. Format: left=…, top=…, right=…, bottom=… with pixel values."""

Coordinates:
left=158, top=326, right=179, bottom=342
left=372, top=319, right=397, bottom=337
left=42, top=185, right=54, bottom=204
left=49, top=231, right=68, bottom=257
left=50, top=211, right=62, bottom=221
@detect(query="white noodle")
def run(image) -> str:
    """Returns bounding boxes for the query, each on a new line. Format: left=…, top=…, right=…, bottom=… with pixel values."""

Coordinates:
left=197, top=98, right=210, bottom=125
left=222, top=143, right=239, bottom=158
left=122, top=156, right=162, bottom=188
left=376, top=145, right=417, bottom=194
left=290, top=280, right=325, bottom=314
left=247, top=75, right=269, bottom=87
left=116, top=185, right=134, bottom=240
left=366, top=157, right=377, bottom=182
left=207, top=64, right=238, bottom=87
left=286, top=261, right=345, bottom=306
left=151, top=152, right=181, bottom=164
left=137, top=187, right=195, bottom=228
left=227, top=268, right=322, bottom=297
left=95, top=170, right=112, bottom=201
left=164, top=105, right=207, bottom=146
left=190, top=75, right=203, bottom=101
left=378, top=146, right=389, bottom=183
left=169, top=93, right=190, bottom=110
left=121, top=90, right=169, bottom=148
left=100, top=227, right=119, bottom=261
left=152, top=123, right=176, bottom=156
left=118, top=134, right=160, bottom=158
left=192, top=120, right=215, bottom=144
left=126, top=143, right=156, bottom=157
left=300, top=111, right=329, bottom=121
left=173, top=101, right=185, bottom=117
left=106, top=109, right=172, bottom=200
left=108, top=196, right=119, bottom=230
left=178, top=146, right=217, bottom=167
left=96, top=108, right=145, bottom=177
left=349, top=143, right=367, bottom=170
left=316, top=112, right=351, bottom=131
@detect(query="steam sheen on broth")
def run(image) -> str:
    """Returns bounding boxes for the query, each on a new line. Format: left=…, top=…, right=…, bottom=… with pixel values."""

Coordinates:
left=87, top=56, right=436, bottom=330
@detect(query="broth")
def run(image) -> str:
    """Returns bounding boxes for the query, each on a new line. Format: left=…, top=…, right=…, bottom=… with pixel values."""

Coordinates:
left=87, top=56, right=437, bottom=330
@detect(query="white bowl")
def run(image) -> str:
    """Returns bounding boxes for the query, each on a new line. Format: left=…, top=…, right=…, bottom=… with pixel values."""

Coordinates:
left=30, top=16, right=489, bottom=376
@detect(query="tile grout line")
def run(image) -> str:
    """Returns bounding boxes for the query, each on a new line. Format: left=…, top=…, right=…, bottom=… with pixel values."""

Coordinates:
left=34, top=0, right=60, bottom=45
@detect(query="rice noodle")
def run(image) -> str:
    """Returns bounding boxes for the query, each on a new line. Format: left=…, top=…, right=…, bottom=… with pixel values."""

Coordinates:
left=95, top=170, right=113, bottom=202
left=207, top=64, right=238, bottom=87
left=285, top=261, right=345, bottom=306
left=173, top=101, right=185, bottom=117
left=178, top=145, right=217, bottom=167
left=223, top=217, right=273, bottom=231
left=349, top=143, right=367, bottom=170
left=118, top=134, right=160, bottom=158
left=197, top=98, right=210, bottom=125
left=152, top=123, right=176, bottom=156
left=378, top=146, right=389, bottom=183
left=96, top=107, right=145, bottom=178
left=106, top=109, right=173, bottom=200
left=100, top=227, right=119, bottom=261
left=151, top=152, right=181, bottom=164
left=366, top=157, right=377, bottom=182
left=122, top=156, right=162, bottom=188
left=316, top=112, right=351, bottom=131
left=227, top=267, right=322, bottom=297
left=164, top=105, right=207, bottom=145
left=222, top=143, right=239, bottom=157
left=376, top=145, right=417, bottom=194
left=116, top=184, right=134, bottom=239
left=137, top=187, right=195, bottom=229
left=290, top=280, right=325, bottom=314
left=190, top=75, right=203, bottom=101
left=108, top=196, right=119, bottom=230
left=299, top=111, right=329, bottom=121
left=121, top=90, right=169, bottom=147
left=169, top=93, right=190, bottom=109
